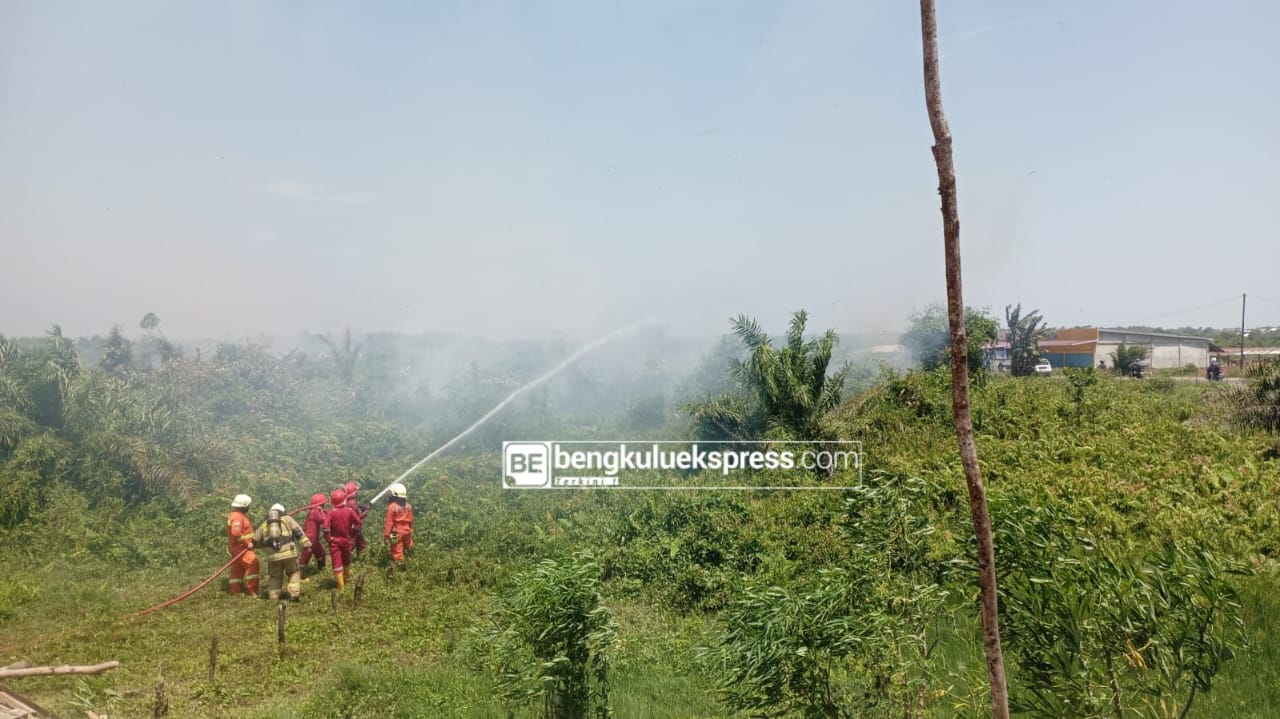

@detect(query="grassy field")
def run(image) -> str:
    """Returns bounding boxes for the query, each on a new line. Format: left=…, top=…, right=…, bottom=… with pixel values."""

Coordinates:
left=5, top=558, right=1278, bottom=717
left=3, top=373, right=1279, bottom=717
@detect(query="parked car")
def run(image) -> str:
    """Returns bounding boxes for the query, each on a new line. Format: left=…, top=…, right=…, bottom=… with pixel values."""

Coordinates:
left=1034, top=360, right=1053, bottom=376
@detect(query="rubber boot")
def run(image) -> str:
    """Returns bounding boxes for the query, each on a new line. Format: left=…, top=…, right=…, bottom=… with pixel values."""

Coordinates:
left=335, top=571, right=345, bottom=591
left=343, top=565, right=352, bottom=585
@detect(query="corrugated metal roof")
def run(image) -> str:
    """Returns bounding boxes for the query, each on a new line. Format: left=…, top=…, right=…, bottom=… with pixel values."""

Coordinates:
left=1038, top=339, right=1095, bottom=349
left=1098, top=328, right=1215, bottom=343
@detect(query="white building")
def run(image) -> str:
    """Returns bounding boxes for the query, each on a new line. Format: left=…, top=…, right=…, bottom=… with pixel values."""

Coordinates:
left=1040, top=327, right=1220, bottom=369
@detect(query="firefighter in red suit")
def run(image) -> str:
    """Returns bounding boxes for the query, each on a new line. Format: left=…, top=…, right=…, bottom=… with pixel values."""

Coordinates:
left=326, top=487, right=362, bottom=591
left=299, top=492, right=329, bottom=571
left=344, top=481, right=369, bottom=560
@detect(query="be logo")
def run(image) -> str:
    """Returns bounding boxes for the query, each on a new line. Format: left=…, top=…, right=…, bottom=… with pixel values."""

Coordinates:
left=503, top=442, right=551, bottom=488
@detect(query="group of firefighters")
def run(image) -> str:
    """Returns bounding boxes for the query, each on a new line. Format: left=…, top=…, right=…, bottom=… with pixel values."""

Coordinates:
left=223, top=480, right=415, bottom=601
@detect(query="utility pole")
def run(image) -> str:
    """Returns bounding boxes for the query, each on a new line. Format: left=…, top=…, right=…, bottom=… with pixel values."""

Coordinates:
left=1240, top=293, right=1247, bottom=370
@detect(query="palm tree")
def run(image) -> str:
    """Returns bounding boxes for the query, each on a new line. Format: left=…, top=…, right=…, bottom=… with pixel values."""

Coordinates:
left=0, top=336, right=38, bottom=454
left=1224, top=358, right=1280, bottom=432
left=139, top=313, right=180, bottom=364
left=1005, top=304, right=1045, bottom=377
left=98, top=325, right=134, bottom=377
left=319, top=327, right=360, bottom=387
left=140, top=312, right=161, bottom=334
left=686, top=310, right=848, bottom=442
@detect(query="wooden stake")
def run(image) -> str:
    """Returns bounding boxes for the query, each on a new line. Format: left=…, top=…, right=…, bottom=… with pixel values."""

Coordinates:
left=277, top=601, right=287, bottom=654
left=208, top=635, right=218, bottom=683
left=152, top=679, right=167, bottom=718
left=331, top=588, right=338, bottom=617
left=919, top=1, right=1009, bottom=716
left=354, top=573, right=365, bottom=605
left=0, top=661, right=120, bottom=679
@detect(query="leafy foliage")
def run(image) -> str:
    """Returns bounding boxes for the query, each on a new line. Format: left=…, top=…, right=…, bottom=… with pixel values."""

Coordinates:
left=97, top=325, right=134, bottom=377
left=319, top=326, right=361, bottom=387
left=1111, top=341, right=1151, bottom=376
left=469, top=553, right=617, bottom=719
left=902, top=304, right=999, bottom=377
left=707, top=475, right=950, bottom=718
left=2, top=322, right=1279, bottom=718
left=1063, top=366, right=1099, bottom=416
left=999, top=495, right=1249, bottom=719
left=1224, top=358, right=1280, bottom=433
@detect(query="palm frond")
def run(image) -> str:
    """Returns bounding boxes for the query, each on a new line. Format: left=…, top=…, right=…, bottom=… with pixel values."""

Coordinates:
left=731, top=315, right=770, bottom=352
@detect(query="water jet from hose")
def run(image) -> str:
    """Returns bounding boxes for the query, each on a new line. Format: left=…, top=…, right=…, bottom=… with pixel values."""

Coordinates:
left=369, top=322, right=650, bottom=505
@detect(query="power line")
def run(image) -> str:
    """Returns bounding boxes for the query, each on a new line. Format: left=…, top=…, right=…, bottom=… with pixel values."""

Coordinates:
left=1121, top=296, right=1241, bottom=327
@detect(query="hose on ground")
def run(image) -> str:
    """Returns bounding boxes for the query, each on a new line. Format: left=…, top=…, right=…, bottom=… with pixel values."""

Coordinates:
left=122, top=548, right=249, bottom=620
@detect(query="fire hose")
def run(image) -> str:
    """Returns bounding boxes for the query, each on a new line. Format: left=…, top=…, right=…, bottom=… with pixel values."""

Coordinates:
left=121, top=326, right=644, bottom=620
left=122, top=548, right=249, bottom=620
left=122, top=505, right=343, bottom=619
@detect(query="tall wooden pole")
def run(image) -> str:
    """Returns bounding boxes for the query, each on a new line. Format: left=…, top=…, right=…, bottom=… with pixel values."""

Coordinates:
left=1241, top=293, right=1247, bottom=369
left=918, top=2, right=1010, bottom=717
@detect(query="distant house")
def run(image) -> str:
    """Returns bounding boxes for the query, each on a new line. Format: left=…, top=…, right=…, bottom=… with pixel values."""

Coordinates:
left=1040, top=327, right=1221, bottom=369
left=983, top=329, right=1011, bottom=371
left=863, top=344, right=907, bottom=367
left=1214, top=347, right=1280, bottom=363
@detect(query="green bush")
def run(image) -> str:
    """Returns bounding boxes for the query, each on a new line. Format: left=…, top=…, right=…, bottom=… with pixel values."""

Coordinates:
left=468, top=553, right=617, bottom=719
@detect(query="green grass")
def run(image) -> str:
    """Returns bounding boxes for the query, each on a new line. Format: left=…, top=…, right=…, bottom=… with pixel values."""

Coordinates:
left=3, top=373, right=1279, bottom=717
left=7, top=550, right=1278, bottom=717
left=0, top=552, right=725, bottom=718
left=1190, top=571, right=1280, bottom=717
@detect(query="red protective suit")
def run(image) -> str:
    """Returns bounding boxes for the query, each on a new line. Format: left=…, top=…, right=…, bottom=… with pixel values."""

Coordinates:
left=384, top=501, right=414, bottom=562
left=326, top=504, right=362, bottom=583
left=299, top=506, right=328, bottom=569
left=226, top=509, right=259, bottom=596
left=345, top=496, right=369, bottom=554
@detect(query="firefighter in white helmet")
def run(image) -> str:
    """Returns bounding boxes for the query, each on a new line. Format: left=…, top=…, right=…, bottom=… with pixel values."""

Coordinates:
left=226, top=494, right=259, bottom=597
left=252, top=502, right=312, bottom=601
left=383, top=483, right=414, bottom=572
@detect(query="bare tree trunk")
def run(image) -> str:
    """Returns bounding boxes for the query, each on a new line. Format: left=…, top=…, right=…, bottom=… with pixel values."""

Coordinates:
left=918, top=2, right=1010, bottom=717
left=0, top=661, right=119, bottom=679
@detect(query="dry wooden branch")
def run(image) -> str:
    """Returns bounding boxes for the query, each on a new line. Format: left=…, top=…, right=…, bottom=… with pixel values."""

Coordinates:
left=0, top=661, right=119, bottom=679
left=918, top=1, right=1010, bottom=717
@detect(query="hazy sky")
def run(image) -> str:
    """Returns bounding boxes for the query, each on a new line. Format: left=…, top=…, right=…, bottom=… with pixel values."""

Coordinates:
left=3, top=1, right=1278, bottom=341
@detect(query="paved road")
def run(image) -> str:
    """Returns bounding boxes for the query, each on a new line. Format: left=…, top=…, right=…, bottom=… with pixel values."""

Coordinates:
left=1169, top=376, right=1245, bottom=386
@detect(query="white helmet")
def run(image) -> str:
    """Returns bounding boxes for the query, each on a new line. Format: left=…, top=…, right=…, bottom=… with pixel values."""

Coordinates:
left=389, top=483, right=408, bottom=499
left=231, top=494, right=252, bottom=509
left=270, top=502, right=285, bottom=513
